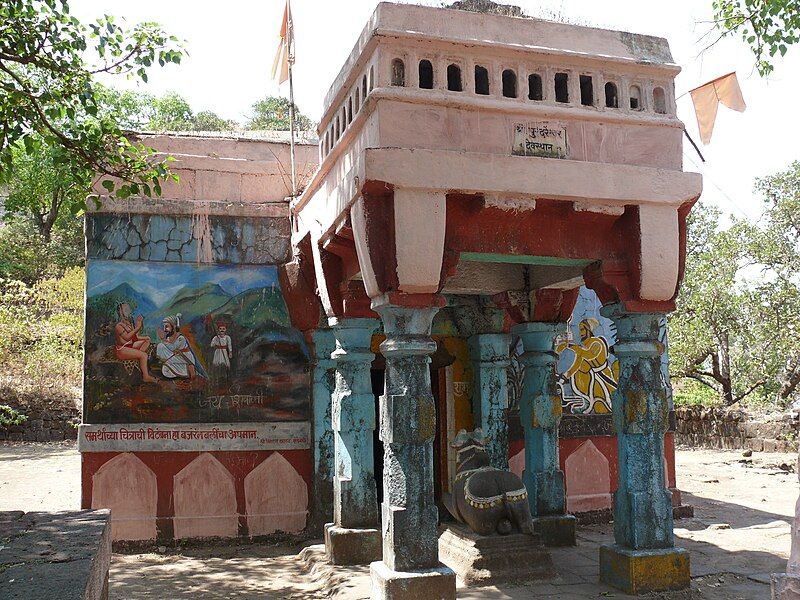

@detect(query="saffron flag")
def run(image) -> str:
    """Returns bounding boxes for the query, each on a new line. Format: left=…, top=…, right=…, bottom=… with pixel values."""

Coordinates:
left=271, top=0, right=293, bottom=84
left=689, top=72, right=746, bottom=145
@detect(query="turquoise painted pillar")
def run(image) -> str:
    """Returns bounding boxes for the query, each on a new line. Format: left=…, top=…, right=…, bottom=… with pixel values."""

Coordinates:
left=324, top=317, right=382, bottom=565
left=311, top=328, right=336, bottom=531
left=468, top=333, right=511, bottom=470
left=598, top=304, right=689, bottom=594
left=370, top=300, right=456, bottom=599
left=513, top=322, right=576, bottom=546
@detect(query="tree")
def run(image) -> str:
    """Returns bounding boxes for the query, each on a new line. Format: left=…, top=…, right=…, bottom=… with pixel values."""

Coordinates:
left=245, top=96, right=313, bottom=131
left=711, top=0, right=800, bottom=76
left=0, top=0, right=184, bottom=197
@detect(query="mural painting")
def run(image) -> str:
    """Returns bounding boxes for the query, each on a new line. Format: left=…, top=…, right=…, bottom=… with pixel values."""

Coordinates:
left=84, top=260, right=309, bottom=424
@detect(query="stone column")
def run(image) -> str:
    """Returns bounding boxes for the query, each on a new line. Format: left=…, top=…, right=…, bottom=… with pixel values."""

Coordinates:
left=771, top=450, right=800, bottom=599
left=310, top=328, right=336, bottom=533
left=598, top=304, right=690, bottom=595
left=324, top=317, right=382, bottom=565
left=467, top=333, right=511, bottom=470
left=370, top=300, right=456, bottom=600
left=512, top=322, right=576, bottom=546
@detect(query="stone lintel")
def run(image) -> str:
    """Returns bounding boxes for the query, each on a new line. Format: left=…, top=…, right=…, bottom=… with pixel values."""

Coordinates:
left=599, top=544, right=690, bottom=595
left=324, top=524, right=382, bottom=565
left=370, top=560, right=456, bottom=600
left=88, top=195, right=289, bottom=218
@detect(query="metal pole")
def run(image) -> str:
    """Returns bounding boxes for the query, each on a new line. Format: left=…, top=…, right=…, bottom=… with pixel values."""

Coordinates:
left=287, top=1, right=297, bottom=198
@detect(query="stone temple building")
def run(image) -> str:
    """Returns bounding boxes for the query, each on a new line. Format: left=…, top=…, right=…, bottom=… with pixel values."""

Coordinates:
left=78, top=3, right=701, bottom=598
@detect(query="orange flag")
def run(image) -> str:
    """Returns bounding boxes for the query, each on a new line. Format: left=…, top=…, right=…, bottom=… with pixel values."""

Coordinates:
left=271, top=0, right=293, bottom=84
left=689, top=72, right=746, bottom=145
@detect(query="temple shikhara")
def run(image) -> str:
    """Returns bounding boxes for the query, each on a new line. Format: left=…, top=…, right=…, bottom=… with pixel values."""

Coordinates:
left=78, top=3, right=703, bottom=597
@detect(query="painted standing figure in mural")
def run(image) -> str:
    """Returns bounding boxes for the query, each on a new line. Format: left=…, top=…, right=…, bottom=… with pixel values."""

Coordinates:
left=156, top=314, right=205, bottom=380
left=114, top=302, right=157, bottom=383
left=210, top=321, right=233, bottom=383
left=556, top=318, right=619, bottom=414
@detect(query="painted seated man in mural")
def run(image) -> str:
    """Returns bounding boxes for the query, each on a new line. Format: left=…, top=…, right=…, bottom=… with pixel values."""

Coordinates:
left=114, top=302, right=157, bottom=383
left=556, top=318, right=619, bottom=414
left=156, top=314, right=206, bottom=380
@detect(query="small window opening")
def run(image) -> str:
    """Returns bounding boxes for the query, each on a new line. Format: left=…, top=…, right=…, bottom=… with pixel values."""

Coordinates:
left=502, top=69, right=517, bottom=98
left=335, top=118, right=340, bottom=141
left=629, top=85, right=642, bottom=110
left=391, top=59, right=405, bottom=86
left=342, top=108, right=347, bottom=132
left=362, top=75, right=367, bottom=98
left=604, top=82, right=618, bottom=108
left=474, top=65, right=490, bottom=95
left=347, top=98, right=353, bottom=124
left=418, top=59, right=434, bottom=89
left=528, top=73, right=543, bottom=100
left=653, top=86, right=667, bottom=114
left=369, top=66, right=374, bottom=91
left=579, top=75, right=594, bottom=106
left=355, top=88, right=360, bottom=112
left=555, top=72, right=569, bottom=103
left=447, top=64, right=462, bottom=92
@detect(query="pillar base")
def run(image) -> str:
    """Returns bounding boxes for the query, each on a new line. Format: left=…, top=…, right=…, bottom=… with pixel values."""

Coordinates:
left=772, top=573, right=800, bottom=599
left=370, top=560, right=456, bottom=600
left=599, top=544, right=690, bottom=595
left=533, top=515, right=576, bottom=546
left=324, top=523, right=381, bottom=565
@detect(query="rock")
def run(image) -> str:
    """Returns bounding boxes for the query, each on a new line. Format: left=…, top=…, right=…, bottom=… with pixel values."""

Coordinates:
left=742, top=449, right=753, bottom=457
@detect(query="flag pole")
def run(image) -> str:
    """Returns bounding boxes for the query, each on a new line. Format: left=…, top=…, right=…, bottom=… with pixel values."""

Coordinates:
left=287, top=0, right=297, bottom=198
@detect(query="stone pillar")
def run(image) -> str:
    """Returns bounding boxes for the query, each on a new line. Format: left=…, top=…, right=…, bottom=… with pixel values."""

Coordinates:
left=324, top=317, right=382, bottom=565
left=370, top=300, right=456, bottom=600
left=513, top=322, right=576, bottom=546
left=467, top=333, right=511, bottom=470
left=310, top=328, right=336, bottom=533
left=771, top=448, right=800, bottom=599
left=598, top=304, right=690, bottom=595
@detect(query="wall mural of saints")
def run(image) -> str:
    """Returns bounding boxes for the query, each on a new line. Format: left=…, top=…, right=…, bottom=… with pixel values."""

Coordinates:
left=85, top=260, right=309, bottom=424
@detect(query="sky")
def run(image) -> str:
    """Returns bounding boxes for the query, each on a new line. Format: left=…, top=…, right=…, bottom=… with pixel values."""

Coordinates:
left=87, top=261, right=279, bottom=306
left=70, top=0, right=800, bottom=223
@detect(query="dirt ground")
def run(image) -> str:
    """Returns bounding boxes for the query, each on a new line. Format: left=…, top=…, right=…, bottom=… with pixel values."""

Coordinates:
left=0, top=442, right=796, bottom=598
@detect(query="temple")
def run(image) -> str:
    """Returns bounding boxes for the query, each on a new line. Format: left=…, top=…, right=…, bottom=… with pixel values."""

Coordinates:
left=79, top=3, right=701, bottom=597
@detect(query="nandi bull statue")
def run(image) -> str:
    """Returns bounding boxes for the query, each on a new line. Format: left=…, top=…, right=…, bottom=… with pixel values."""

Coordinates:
left=442, top=428, right=535, bottom=536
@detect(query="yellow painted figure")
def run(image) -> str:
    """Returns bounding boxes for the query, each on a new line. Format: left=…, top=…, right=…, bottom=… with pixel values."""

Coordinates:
left=556, top=318, right=619, bottom=414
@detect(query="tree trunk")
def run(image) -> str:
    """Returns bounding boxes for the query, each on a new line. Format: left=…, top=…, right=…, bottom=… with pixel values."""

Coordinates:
left=778, top=355, right=800, bottom=404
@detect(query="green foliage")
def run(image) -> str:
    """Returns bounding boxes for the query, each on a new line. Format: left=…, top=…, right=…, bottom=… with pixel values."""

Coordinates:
left=0, top=268, right=84, bottom=403
left=0, top=216, right=84, bottom=283
left=712, top=0, right=800, bottom=76
left=0, top=405, right=27, bottom=427
left=673, top=379, right=722, bottom=407
left=0, top=0, right=185, bottom=198
left=245, top=96, right=313, bottom=131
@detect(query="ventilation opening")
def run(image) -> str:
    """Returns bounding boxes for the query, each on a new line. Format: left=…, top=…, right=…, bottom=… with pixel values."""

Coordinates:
left=502, top=69, right=517, bottom=98
left=447, top=64, right=462, bottom=92
left=418, top=60, right=434, bottom=89
left=362, top=75, right=368, bottom=98
left=355, top=88, right=360, bottom=112
left=347, top=98, right=353, bottom=124
left=342, top=108, right=347, bottom=132
left=604, top=82, right=618, bottom=108
left=629, top=85, right=642, bottom=110
left=528, top=73, right=543, bottom=100
left=335, top=118, right=340, bottom=141
left=653, top=86, right=667, bottom=114
left=391, top=59, right=405, bottom=86
left=369, top=66, right=374, bottom=91
left=555, top=72, right=569, bottom=103
left=474, top=65, right=490, bottom=95
left=579, top=75, right=593, bottom=106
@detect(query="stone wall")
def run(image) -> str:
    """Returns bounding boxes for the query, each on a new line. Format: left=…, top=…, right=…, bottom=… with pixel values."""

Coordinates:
left=675, top=406, right=798, bottom=453
left=0, top=401, right=80, bottom=442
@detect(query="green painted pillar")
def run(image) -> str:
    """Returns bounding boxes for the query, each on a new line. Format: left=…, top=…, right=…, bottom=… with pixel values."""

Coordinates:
left=468, top=333, right=511, bottom=470
left=598, top=304, right=689, bottom=594
left=311, top=328, right=336, bottom=532
left=513, top=321, right=576, bottom=546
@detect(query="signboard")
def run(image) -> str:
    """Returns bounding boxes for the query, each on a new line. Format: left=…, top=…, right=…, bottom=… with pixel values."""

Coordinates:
left=512, top=121, right=568, bottom=159
left=78, top=421, right=310, bottom=452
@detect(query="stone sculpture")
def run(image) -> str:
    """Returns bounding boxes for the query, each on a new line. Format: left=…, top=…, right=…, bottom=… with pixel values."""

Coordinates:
left=772, top=444, right=800, bottom=599
left=443, top=428, right=535, bottom=536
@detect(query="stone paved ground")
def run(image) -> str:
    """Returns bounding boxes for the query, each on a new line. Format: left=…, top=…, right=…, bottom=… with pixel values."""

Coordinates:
left=1, top=442, right=795, bottom=598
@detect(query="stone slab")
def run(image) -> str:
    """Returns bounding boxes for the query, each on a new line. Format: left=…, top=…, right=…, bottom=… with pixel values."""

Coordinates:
left=78, top=422, right=310, bottom=452
left=534, top=514, right=577, bottom=546
left=324, top=523, right=382, bottom=565
left=599, top=543, right=690, bottom=595
left=773, top=573, right=800, bottom=599
left=370, top=560, right=456, bottom=600
left=438, top=524, right=555, bottom=584
left=0, top=510, right=111, bottom=600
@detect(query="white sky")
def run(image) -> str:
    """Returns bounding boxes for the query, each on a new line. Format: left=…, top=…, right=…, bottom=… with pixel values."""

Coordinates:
left=72, top=0, right=800, bottom=223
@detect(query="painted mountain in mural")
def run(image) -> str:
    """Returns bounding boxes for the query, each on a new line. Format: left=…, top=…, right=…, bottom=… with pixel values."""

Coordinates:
left=211, top=285, right=290, bottom=330
left=86, top=282, right=157, bottom=324
left=152, top=282, right=232, bottom=324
